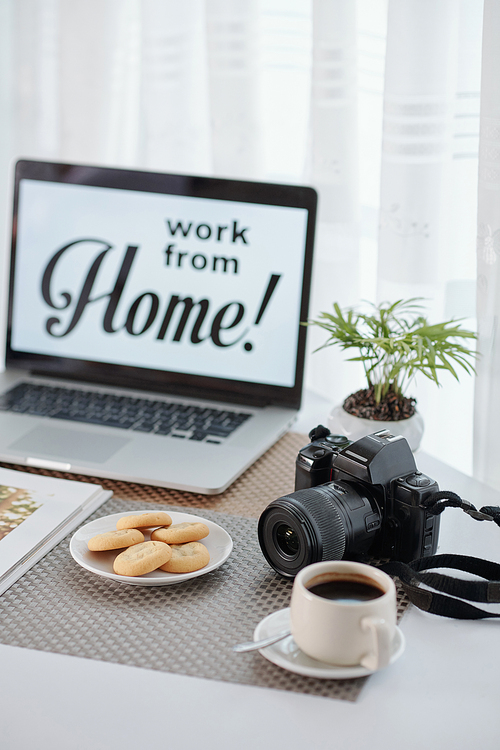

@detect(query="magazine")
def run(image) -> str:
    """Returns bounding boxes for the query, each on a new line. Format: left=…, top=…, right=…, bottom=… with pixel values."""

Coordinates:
left=0, top=466, right=111, bottom=595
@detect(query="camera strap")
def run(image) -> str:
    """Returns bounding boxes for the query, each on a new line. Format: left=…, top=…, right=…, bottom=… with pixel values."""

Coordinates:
left=380, top=555, right=500, bottom=619
left=421, top=489, right=500, bottom=526
left=379, top=490, right=500, bottom=619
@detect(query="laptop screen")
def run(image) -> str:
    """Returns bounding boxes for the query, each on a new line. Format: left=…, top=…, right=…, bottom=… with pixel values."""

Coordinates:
left=7, top=161, right=317, bottom=408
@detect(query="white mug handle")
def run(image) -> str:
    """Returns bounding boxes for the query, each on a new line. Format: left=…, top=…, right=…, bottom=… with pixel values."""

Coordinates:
left=359, top=616, right=392, bottom=671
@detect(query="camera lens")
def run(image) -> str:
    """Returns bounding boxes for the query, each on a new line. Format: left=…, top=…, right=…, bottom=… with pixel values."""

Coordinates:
left=258, top=482, right=381, bottom=578
left=275, top=524, right=300, bottom=555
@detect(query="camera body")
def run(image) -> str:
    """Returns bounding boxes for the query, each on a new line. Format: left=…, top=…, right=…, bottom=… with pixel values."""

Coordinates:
left=258, top=427, right=440, bottom=578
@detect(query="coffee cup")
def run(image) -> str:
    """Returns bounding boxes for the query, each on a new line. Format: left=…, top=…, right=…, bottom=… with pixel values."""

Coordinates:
left=290, top=560, right=397, bottom=669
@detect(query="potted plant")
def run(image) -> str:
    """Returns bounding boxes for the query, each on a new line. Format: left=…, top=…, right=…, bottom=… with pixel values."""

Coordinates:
left=308, top=299, right=478, bottom=451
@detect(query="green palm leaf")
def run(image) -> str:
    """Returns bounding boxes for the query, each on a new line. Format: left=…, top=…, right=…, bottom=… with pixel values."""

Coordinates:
left=306, top=299, right=478, bottom=404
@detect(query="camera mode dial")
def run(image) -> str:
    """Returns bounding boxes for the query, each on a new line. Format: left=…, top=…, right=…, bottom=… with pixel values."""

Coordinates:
left=324, top=434, right=350, bottom=447
left=405, top=472, right=432, bottom=487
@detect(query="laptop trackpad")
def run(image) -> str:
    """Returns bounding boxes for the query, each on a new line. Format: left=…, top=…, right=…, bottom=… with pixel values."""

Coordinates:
left=9, top=425, right=130, bottom=464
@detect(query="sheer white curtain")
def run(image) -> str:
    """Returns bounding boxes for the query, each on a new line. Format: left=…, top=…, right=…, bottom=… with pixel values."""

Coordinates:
left=0, top=0, right=486, bottom=476
left=474, top=0, right=500, bottom=489
left=376, top=0, right=482, bottom=471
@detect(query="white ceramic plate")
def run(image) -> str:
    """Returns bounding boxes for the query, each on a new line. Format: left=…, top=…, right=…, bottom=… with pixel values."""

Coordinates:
left=254, top=608, right=405, bottom=679
left=70, top=510, right=233, bottom=586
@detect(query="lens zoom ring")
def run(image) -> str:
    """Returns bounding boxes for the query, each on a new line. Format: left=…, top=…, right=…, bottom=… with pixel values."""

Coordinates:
left=288, top=488, right=347, bottom=561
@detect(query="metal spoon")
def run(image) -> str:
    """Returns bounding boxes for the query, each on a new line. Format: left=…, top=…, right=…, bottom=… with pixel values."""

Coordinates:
left=233, top=629, right=291, bottom=653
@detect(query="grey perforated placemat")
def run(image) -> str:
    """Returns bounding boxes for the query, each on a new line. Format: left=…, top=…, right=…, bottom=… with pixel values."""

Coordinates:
left=0, top=497, right=409, bottom=702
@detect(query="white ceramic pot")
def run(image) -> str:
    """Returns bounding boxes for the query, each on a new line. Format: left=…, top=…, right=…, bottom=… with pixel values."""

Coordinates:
left=327, top=404, right=424, bottom=452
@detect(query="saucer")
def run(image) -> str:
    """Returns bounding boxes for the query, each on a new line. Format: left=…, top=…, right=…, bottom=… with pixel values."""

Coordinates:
left=253, top=608, right=405, bottom=679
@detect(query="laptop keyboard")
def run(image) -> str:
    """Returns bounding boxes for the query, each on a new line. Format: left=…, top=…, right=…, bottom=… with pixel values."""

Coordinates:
left=0, top=383, right=252, bottom=444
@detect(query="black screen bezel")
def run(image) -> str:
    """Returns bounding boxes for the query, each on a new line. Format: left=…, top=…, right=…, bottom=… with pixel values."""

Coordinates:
left=6, top=159, right=317, bottom=409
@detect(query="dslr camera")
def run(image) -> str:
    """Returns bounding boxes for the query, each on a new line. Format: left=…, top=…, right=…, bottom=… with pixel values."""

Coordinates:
left=258, top=426, right=440, bottom=577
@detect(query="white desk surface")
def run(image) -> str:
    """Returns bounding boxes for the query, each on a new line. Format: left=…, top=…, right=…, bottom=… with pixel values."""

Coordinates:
left=1, top=448, right=500, bottom=749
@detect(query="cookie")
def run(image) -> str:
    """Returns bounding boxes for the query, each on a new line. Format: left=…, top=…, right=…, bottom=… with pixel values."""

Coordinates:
left=159, top=542, right=210, bottom=573
left=88, top=528, right=144, bottom=551
left=116, top=512, right=172, bottom=530
left=151, top=521, right=209, bottom=544
left=113, top=541, right=172, bottom=576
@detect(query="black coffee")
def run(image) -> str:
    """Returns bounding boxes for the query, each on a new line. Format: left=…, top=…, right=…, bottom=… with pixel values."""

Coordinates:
left=307, top=579, right=384, bottom=604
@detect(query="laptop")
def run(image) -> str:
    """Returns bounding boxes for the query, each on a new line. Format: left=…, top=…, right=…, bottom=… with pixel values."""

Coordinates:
left=0, top=159, right=317, bottom=494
